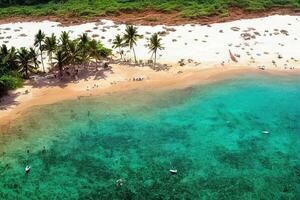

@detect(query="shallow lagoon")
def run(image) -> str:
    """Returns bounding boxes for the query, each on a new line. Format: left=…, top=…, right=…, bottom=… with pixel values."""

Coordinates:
left=0, top=74, right=300, bottom=199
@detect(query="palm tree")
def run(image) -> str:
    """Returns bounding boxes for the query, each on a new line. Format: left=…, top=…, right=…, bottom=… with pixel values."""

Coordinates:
left=148, top=33, right=163, bottom=67
left=5, top=47, right=18, bottom=71
left=112, top=34, right=124, bottom=60
left=0, top=44, right=9, bottom=58
left=34, top=29, right=46, bottom=72
left=123, top=25, right=142, bottom=63
left=44, top=33, right=57, bottom=66
left=67, top=40, right=81, bottom=65
left=53, top=49, right=68, bottom=78
left=88, top=39, right=100, bottom=63
left=78, top=33, right=92, bottom=64
left=79, top=33, right=90, bottom=47
left=29, top=47, right=40, bottom=70
left=17, top=47, right=36, bottom=79
left=0, top=63, right=6, bottom=77
left=60, top=31, right=70, bottom=52
left=95, top=43, right=112, bottom=58
left=0, top=45, right=9, bottom=75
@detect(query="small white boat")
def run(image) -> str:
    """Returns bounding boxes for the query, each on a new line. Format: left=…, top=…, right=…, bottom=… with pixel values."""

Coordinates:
left=169, top=169, right=177, bottom=174
left=262, top=131, right=270, bottom=134
left=25, top=165, right=31, bottom=173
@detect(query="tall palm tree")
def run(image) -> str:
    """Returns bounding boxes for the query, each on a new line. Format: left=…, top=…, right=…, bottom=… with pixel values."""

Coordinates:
left=44, top=33, right=57, bottom=66
left=53, top=49, right=68, bottom=78
left=29, top=47, right=40, bottom=70
left=112, top=34, right=124, bottom=60
left=17, top=47, right=36, bottom=79
left=34, top=29, right=46, bottom=72
left=123, top=25, right=142, bottom=63
left=148, top=33, right=163, bottom=67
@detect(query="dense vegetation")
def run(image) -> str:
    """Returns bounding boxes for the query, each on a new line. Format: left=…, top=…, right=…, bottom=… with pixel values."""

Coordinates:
left=0, top=0, right=52, bottom=6
left=0, top=30, right=112, bottom=96
left=0, top=0, right=299, bottom=18
left=0, top=45, right=25, bottom=96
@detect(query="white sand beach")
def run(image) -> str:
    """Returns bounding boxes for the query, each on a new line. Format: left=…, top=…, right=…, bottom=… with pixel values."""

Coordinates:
left=0, top=15, right=300, bottom=70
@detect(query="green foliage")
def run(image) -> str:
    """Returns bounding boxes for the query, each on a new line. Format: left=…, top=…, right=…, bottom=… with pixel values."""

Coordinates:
left=148, top=33, right=163, bottom=66
left=0, top=44, right=23, bottom=96
left=0, top=0, right=299, bottom=18
left=96, top=43, right=112, bottom=58
left=112, top=34, right=125, bottom=60
left=44, top=33, right=57, bottom=65
left=53, top=49, right=68, bottom=76
left=34, top=29, right=46, bottom=72
left=17, top=47, right=38, bottom=78
left=123, top=25, right=142, bottom=62
left=0, top=0, right=53, bottom=7
left=0, top=28, right=112, bottom=96
left=0, top=75, right=23, bottom=96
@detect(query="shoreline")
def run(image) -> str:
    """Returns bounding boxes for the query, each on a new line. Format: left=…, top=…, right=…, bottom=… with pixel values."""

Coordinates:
left=0, top=64, right=299, bottom=129
left=1, top=8, right=300, bottom=26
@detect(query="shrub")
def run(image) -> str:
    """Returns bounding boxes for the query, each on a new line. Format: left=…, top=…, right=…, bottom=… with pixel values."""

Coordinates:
left=97, top=44, right=112, bottom=58
left=0, top=75, right=23, bottom=96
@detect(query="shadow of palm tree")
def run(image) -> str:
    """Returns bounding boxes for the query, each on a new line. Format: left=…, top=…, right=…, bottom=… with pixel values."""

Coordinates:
left=94, top=67, right=113, bottom=80
left=31, top=63, right=113, bottom=88
left=0, top=92, right=20, bottom=110
left=0, top=62, right=113, bottom=109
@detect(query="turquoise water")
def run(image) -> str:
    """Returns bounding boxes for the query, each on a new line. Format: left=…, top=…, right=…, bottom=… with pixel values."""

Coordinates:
left=0, top=74, right=300, bottom=199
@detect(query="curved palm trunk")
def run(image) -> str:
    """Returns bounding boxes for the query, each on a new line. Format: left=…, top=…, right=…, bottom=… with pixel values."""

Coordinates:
left=119, top=47, right=123, bottom=60
left=154, top=50, right=157, bottom=67
left=49, top=52, right=53, bottom=66
left=25, top=65, right=29, bottom=79
left=150, top=52, right=154, bottom=60
left=34, top=59, right=38, bottom=69
left=132, top=47, right=137, bottom=63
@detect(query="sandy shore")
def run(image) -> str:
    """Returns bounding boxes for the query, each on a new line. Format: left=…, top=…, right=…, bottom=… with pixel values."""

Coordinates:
left=1, top=15, right=300, bottom=70
left=1, top=63, right=299, bottom=129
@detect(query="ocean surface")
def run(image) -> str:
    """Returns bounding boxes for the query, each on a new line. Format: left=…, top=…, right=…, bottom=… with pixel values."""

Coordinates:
left=0, top=74, right=300, bottom=199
